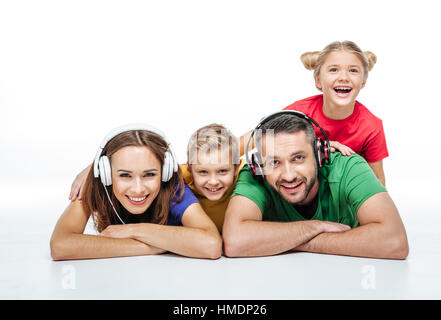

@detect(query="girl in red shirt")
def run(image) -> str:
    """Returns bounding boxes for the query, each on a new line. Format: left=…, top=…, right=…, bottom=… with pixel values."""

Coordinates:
left=240, top=41, right=387, bottom=185
left=283, top=41, right=387, bottom=185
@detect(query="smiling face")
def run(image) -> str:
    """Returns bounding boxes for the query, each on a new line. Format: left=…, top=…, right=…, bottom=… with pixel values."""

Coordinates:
left=262, top=131, right=318, bottom=205
left=110, top=146, right=162, bottom=214
left=189, top=148, right=236, bottom=201
left=315, top=50, right=366, bottom=111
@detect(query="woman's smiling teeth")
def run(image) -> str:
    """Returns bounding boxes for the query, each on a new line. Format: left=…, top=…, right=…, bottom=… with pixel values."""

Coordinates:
left=126, top=195, right=148, bottom=205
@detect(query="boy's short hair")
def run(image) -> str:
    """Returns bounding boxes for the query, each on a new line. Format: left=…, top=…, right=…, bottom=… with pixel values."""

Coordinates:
left=187, top=123, right=240, bottom=165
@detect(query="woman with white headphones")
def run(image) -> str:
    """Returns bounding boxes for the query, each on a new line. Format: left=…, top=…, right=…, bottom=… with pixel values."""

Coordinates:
left=50, top=124, right=222, bottom=260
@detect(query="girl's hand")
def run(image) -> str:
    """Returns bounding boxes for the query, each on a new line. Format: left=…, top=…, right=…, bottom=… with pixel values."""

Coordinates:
left=329, top=141, right=356, bottom=156
left=69, top=164, right=92, bottom=201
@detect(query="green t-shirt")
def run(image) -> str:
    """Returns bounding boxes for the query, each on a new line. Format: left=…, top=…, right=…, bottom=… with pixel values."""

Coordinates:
left=232, top=152, right=387, bottom=228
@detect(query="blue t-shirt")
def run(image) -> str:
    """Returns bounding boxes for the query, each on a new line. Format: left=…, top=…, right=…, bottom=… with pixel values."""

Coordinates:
left=167, top=184, right=199, bottom=226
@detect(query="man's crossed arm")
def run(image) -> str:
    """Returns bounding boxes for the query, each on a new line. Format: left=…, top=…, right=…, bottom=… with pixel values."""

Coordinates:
left=222, top=192, right=408, bottom=260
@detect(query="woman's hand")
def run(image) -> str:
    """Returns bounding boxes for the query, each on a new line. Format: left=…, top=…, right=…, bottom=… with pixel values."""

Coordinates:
left=100, top=224, right=134, bottom=239
left=100, top=224, right=168, bottom=255
left=329, top=141, right=356, bottom=156
left=69, top=163, right=92, bottom=201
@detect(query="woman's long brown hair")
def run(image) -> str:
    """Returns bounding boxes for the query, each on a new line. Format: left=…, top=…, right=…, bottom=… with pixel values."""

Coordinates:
left=82, top=130, right=184, bottom=232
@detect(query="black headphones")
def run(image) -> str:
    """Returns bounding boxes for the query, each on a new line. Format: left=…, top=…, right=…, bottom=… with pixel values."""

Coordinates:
left=245, top=110, right=331, bottom=183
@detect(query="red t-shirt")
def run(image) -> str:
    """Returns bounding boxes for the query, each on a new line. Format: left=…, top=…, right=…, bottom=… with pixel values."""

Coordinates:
left=283, top=94, right=388, bottom=163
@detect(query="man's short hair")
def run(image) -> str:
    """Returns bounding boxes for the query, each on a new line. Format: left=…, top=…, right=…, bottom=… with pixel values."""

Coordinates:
left=258, top=113, right=316, bottom=146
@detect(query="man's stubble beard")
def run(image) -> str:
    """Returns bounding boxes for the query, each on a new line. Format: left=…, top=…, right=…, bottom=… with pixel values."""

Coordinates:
left=269, top=161, right=318, bottom=206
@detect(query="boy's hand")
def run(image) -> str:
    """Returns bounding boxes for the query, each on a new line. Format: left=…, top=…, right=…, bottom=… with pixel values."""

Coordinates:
left=69, top=164, right=92, bottom=201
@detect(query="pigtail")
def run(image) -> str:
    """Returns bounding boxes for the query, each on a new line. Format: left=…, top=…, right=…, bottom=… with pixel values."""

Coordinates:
left=300, top=51, right=321, bottom=70
left=364, top=51, right=377, bottom=71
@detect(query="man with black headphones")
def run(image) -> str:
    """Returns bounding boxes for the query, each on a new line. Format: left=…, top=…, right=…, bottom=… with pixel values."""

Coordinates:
left=222, top=111, right=409, bottom=259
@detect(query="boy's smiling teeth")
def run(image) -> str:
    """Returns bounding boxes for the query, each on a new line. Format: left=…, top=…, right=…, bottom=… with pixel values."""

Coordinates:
left=206, top=187, right=222, bottom=192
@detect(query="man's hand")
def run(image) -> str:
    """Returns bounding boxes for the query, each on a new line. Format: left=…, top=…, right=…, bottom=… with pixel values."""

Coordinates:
left=319, top=221, right=351, bottom=233
left=294, top=221, right=351, bottom=252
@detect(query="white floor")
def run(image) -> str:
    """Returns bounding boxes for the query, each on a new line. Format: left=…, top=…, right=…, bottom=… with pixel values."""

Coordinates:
left=1, top=178, right=440, bottom=300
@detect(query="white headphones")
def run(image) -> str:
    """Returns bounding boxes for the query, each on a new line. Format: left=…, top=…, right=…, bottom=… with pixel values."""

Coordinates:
left=93, top=123, right=179, bottom=186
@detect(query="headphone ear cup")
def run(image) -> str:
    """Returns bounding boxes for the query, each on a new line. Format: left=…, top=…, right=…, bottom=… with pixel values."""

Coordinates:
left=314, top=139, right=322, bottom=167
left=98, top=156, right=112, bottom=186
left=323, top=139, right=331, bottom=165
left=250, top=152, right=265, bottom=183
left=249, top=153, right=257, bottom=177
left=315, top=138, right=327, bottom=167
left=162, top=151, right=172, bottom=182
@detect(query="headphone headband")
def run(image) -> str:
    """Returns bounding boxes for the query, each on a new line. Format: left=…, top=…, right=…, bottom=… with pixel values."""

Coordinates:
left=250, top=110, right=329, bottom=141
left=93, top=123, right=177, bottom=180
left=245, top=110, right=331, bottom=175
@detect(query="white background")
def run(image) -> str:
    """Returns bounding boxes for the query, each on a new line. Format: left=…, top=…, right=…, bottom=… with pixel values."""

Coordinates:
left=0, top=0, right=440, bottom=299
left=1, top=0, right=439, bottom=185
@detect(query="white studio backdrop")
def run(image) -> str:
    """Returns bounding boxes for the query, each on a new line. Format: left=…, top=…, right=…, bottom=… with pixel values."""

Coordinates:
left=0, top=0, right=440, bottom=212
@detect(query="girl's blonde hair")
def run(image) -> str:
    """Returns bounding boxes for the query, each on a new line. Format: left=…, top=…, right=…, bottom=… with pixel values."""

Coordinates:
left=301, top=41, right=377, bottom=90
left=187, top=123, right=240, bottom=166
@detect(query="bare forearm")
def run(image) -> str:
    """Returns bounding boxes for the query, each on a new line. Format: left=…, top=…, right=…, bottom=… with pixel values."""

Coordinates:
left=130, top=223, right=222, bottom=259
left=368, top=161, right=386, bottom=186
left=224, top=220, right=324, bottom=257
left=239, top=131, right=252, bottom=157
left=50, top=233, right=164, bottom=261
left=378, top=176, right=385, bottom=186
left=375, top=172, right=385, bottom=186
left=296, top=223, right=408, bottom=259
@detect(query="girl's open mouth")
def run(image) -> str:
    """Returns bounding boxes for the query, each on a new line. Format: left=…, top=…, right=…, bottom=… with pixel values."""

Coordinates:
left=334, top=86, right=352, bottom=97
